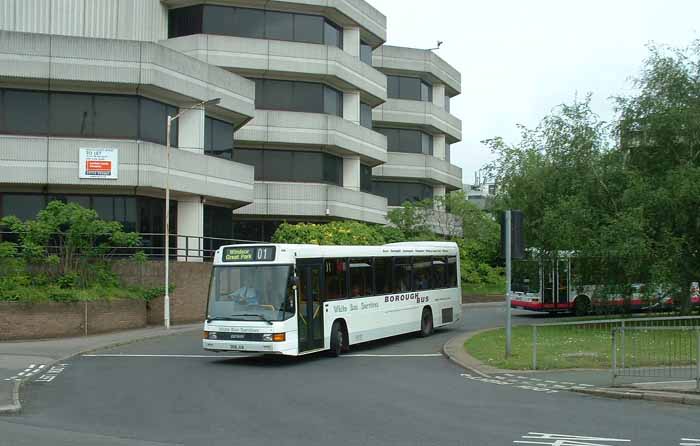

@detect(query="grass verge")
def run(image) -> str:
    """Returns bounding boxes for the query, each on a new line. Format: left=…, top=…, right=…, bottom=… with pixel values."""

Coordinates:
left=465, top=325, right=698, bottom=370
left=462, top=281, right=505, bottom=296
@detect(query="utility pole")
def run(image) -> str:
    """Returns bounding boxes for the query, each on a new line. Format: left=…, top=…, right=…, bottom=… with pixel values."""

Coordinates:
left=505, top=209, right=512, bottom=357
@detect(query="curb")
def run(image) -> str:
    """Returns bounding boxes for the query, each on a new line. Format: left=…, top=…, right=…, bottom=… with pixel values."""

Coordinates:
left=441, top=328, right=511, bottom=377
left=571, top=387, right=700, bottom=406
left=0, top=324, right=200, bottom=415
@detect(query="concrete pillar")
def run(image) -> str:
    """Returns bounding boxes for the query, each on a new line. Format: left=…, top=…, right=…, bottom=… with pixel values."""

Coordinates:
left=343, top=156, right=360, bottom=191
left=432, top=83, right=445, bottom=108
left=433, top=134, right=446, bottom=160
left=343, top=91, right=361, bottom=125
left=343, top=26, right=360, bottom=57
left=177, top=197, right=204, bottom=262
left=177, top=107, right=205, bottom=154
left=433, top=184, right=447, bottom=210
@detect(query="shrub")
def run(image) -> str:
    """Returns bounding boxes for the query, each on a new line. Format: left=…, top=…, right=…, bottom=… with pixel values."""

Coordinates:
left=272, top=221, right=385, bottom=245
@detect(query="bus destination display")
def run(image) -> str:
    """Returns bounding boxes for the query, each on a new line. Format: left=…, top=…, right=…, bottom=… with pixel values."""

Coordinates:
left=222, top=246, right=276, bottom=262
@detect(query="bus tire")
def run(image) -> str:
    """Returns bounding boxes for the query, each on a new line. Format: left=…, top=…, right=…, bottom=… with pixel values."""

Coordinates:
left=329, top=321, right=344, bottom=357
left=419, top=307, right=434, bottom=337
left=574, top=296, right=591, bottom=316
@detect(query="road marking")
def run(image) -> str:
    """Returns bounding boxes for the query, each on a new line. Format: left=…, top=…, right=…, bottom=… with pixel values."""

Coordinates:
left=681, top=438, right=700, bottom=446
left=34, top=363, right=69, bottom=384
left=515, top=432, right=630, bottom=445
left=344, top=353, right=443, bottom=357
left=4, top=364, right=46, bottom=381
left=633, top=380, right=697, bottom=386
left=83, top=354, right=252, bottom=358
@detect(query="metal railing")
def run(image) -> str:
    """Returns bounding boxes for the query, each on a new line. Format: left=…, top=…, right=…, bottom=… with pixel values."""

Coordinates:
left=0, top=231, right=261, bottom=262
left=611, top=326, right=700, bottom=390
left=530, top=316, right=700, bottom=372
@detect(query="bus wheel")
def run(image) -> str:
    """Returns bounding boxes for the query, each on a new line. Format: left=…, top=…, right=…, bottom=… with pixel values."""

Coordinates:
left=574, top=297, right=590, bottom=316
left=329, top=321, right=344, bottom=357
left=419, top=308, right=434, bottom=337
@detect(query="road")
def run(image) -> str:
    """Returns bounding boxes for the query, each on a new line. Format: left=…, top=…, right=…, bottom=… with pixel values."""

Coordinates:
left=1, top=304, right=699, bottom=446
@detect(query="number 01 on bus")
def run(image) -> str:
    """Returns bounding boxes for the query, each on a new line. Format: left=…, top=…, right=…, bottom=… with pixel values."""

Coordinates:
left=203, top=242, right=462, bottom=356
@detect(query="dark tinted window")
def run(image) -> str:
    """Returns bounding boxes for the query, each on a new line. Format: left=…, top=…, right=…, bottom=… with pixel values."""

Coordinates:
left=444, top=95, right=451, bottom=112
left=323, top=86, right=342, bottom=117
left=377, top=127, right=432, bottom=155
left=349, top=258, right=373, bottom=297
left=447, top=256, right=458, bottom=287
left=421, top=132, right=433, bottom=155
left=294, top=14, right=323, bottom=44
left=140, top=97, right=174, bottom=147
left=264, top=150, right=293, bottom=182
left=413, top=257, right=432, bottom=291
left=399, top=129, right=422, bottom=153
left=262, top=80, right=294, bottom=110
left=204, top=116, right=234, bottom=160
left=374, top=257, right=392, bottom=294
left=295, top=82, right=324, bottom=113
left=375, top=127, right=398, bottom=149
left=325, top=258, right=347, bottom=300
left=360, top=41, right=372, bottom=65
left=93, top=95, right=138, bottom=139
left=360, top=164, right=372, bottom=193
left=293, top=151, right=323, bottom=182
left=265, top=11, right=293, bottom=41
left=233, top=149, right=264, bottom=180
left=323, top=21, right=342, bottom=48
left=323, top=154, right=342, bottom=185
left=372, top=181, right=433, bottom=206
left=393, top=257, right=412, bottom=292
left=445, top=143, right=451, bottom=162
left=387, top=75, right=432, bottom=102
left=360, top=102, right=372, bottom=129
left=433, top=257, right=447, bottom=288
left=169, top=5, right=342, bottom=48
left=235, top=8, right=265, bottom=38
left=1, top=194, right=46, bottom=220
left=168, top=5, right=203, bottom=38
left=202, top=5, right=235, bottom=35
left=50, top=93, right=93, bottom=137
left=2, top=89, right=49, bottom=135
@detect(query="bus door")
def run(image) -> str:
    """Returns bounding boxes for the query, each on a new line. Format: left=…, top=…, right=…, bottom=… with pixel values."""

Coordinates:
left=296, top=259, right=324, bottom=352
left=557, top=259, right=570, bottom=307
left=542, top=259, right=555, bottom=306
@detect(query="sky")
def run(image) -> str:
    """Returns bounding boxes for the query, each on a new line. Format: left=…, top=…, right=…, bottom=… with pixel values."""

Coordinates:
left=368, top=0, right=700, bottom=186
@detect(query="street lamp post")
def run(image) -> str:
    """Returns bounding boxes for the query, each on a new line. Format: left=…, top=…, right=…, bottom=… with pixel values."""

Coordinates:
left=164, top=98, right=221, bottom=329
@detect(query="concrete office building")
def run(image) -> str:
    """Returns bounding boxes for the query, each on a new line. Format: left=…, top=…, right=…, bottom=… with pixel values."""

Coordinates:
left=0, top=0, right=463, bottom=245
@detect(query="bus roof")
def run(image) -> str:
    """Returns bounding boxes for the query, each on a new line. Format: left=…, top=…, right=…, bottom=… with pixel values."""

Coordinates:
left=213, top=242, right=459, bottom=265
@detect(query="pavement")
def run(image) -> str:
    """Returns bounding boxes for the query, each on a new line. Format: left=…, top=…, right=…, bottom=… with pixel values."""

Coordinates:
left=443, top=325, right=700, bottom=406
left=0, top=324, right=200, bottom=414
left=1, top=304, right=699, bottom=445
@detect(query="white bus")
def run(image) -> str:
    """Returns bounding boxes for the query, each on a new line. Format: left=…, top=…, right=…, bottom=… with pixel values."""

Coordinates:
left=203, top=242, right=461, bottom=356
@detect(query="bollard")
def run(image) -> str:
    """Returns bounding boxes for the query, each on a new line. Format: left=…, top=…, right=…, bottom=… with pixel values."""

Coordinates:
left=696, top=327, right=700, bottom=393
left=532, top=325, right=538, bottom=370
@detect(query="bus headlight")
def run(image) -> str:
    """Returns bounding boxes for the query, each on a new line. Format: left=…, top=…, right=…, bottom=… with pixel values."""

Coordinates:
left=263, top=333, right=286, bottom=342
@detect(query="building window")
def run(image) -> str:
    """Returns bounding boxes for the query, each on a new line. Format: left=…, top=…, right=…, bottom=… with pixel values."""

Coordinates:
left=360, top=102, right=373, bottom=129
left=386, top=75, right=432, bottom=102
left=372, top=181, right=433, bottom=206
left=445, top=143, right=451, bottom=162
left=375, top=127, right=433, bottom=155
left=360, top=164, right=372, bottom=193
left=169, top=6, right=343, bottom=48
left=360, top=41, right=373, bottom=65
left=445, top=95, right=451, bottom=112
left=0, top=89, right=178, bottom=147
left=233, top=149, right=342, bottom=186
left=204, top=116, right=234, bottom=160
left=252, top=79, right=342, bottom=117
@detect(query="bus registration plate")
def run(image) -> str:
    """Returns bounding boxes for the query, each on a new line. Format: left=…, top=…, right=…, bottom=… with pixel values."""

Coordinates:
left=230, top=344, right=246, bottom=350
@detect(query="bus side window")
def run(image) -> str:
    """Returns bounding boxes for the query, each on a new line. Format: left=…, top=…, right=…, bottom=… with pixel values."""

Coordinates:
left=349, top=258, right=372, bottom=297
left=432, top=257, right=447, bottom=288
left=412, top=256, right=432, bottom=291
left=324, top=258, right=346, bottom=300
left=393, top=257, right=411, bottom=293
left=447, top=256, right=458, bottom=287
left=374, top=257, right=392, bottom=295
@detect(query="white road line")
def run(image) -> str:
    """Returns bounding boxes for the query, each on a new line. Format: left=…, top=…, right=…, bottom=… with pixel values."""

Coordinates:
left=83, top=354, right=252, bottom=358
left=632, top=380, right=697, bottom=386
left=344, top=353, right=443, bottom=357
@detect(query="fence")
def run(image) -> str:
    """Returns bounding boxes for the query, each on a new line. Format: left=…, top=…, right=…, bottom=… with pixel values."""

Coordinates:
left=0, top=231, right=260, bottom=262
left=611, top=326, right=700, bottom=390
left=530, top=316, right=700, bottom=374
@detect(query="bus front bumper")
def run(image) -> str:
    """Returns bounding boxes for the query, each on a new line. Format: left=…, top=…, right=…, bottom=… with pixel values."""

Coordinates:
left=202, top=339, right=296, bottom=355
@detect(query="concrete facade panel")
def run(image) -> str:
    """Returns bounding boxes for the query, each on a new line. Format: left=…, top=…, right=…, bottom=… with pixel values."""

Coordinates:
left=373, top=99, right=462, bottom=143
left=15, top=0, right=50, bottom=34
left=0, top=0, right=15, bottom=30
left=373, top=45, right=461, bottom=96
left=0, top=136, right=49, bottom=184
left=50, top=0, right=84, bottom=36
left=83, top=0, right=119, bottom=39
left=372, top=152, right=462, bottom=190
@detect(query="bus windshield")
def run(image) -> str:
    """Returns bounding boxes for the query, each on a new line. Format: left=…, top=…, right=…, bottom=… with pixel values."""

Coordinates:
left=207, top=265, right=294, bottom=322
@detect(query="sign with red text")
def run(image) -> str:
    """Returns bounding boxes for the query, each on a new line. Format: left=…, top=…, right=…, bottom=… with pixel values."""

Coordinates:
left=79, top=148, right=118, bottom=179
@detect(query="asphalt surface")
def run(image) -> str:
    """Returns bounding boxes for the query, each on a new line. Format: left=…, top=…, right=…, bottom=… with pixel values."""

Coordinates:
left=2, top=305, right=699, bottom=446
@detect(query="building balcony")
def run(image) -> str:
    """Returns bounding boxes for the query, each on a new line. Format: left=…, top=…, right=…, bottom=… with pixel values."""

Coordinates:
left=236, top=110, right=388, bottom=165
left=372, top=99, right=462, bottom=143
left=372, top=152, right=462, bottom=190
left=161, top=35, right=387, bottom=106
left=0, top=135, right=255, bottom=206
left=233, top=182, right=388, bottom=224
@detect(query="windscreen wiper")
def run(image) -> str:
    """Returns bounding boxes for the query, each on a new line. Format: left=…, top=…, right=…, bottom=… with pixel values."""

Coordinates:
left=207, top=316, right=238, bottom=322
left=229, top=314, right=274, bottom=325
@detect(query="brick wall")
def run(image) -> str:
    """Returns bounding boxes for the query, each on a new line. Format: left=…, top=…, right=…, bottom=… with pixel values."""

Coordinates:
left=0, top=300, right=146, bottom=341
left=113, top=260, right=212, bottom=324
